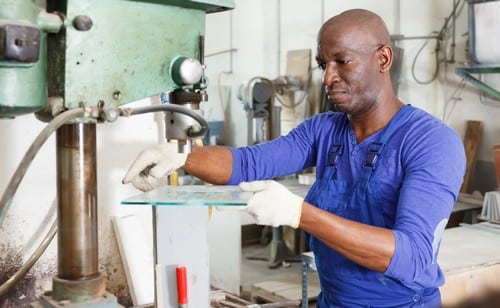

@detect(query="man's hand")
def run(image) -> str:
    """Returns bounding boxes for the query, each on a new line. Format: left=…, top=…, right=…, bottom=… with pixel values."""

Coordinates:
left=122, top=143, right=188, bottom=191
left=239, top=180, right=303, bottom=228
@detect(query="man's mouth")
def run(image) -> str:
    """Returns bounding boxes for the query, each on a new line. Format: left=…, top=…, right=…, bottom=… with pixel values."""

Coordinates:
left=328, top=89, right=347, bottom=100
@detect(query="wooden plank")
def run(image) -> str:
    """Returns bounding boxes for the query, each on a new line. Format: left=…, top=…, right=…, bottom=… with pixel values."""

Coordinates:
left=112, top=215, right=154, bottom=306
left=460, top=120, right=484, bottom=193
left=494, top=144, right=500, bottom=188
left=251, top=281, right=297, bottom=301
left=439, top=224, right=500, bottom=273
left=457, top=192, right=484, bottom=206
left=441, top=262, right=500, bottom=307
left=448, top=121, right=483, bottom=228
left=439, top=224, right=500, bottom=306
left=250, top=276, right=320, bottom=304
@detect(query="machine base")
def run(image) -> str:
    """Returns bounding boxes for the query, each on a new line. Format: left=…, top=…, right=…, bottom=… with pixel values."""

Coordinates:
left=31, top=291, right=122, bottom=308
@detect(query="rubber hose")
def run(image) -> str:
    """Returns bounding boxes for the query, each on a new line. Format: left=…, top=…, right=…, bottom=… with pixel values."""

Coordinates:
left=0, top=108, right=85, bottom=226
left=0, top=219, right=57, bottom=297
left=121, top=104, right=208, bottom=138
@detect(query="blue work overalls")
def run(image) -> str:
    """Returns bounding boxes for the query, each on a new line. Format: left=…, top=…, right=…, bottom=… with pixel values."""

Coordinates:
left=304, top=106, right=441, bottom=307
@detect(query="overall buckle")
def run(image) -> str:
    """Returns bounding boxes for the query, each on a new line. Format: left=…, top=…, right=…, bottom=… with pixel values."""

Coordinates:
left=327, top=144, right=344, bottom=167
left=364, top=142, right=384, bottom=169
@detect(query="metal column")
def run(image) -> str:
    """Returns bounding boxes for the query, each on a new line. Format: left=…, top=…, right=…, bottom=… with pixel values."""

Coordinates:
left=53, top=123, right=104, bottom=302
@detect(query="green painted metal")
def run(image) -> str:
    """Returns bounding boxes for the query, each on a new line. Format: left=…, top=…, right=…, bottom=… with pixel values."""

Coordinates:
left=47, top=0, right=233, bottom=110
left=0, top=0, right=47, bottom=118
left=141, top=0, right=235, bottom=13
left=456, top=66, right=500, bottom=100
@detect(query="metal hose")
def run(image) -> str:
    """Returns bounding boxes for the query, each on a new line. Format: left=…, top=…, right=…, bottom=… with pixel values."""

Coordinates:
left=0, top=108, right=84, bottom=296
left=0, top=108, right=85, bottom=226
left=0, top=219, right=57, bottom=297
left=119, top=103, right=208, bottom=138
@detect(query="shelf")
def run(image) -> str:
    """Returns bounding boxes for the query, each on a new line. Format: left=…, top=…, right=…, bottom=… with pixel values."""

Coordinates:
left=456, top=65, right=500, bottom=100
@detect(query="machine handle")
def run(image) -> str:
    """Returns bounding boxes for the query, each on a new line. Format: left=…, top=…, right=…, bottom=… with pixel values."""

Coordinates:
left=176, top=265, right=188, bottom=307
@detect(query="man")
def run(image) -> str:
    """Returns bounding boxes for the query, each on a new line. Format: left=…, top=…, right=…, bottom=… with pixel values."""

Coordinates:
left=123, top=9, right=466, bottom=307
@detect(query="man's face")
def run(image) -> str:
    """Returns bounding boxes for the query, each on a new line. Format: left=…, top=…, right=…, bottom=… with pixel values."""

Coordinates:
left=316, top=25, right=384, bottom=115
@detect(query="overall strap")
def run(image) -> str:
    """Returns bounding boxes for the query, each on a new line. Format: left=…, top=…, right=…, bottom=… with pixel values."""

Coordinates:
left=324, top=114, right=349, bottom=179
left=364, top=105, right=416, bottom=170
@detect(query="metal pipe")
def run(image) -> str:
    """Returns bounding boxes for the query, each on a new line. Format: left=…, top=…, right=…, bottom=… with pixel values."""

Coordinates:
left=321, top=0, right=325, bottom=24
left=199, top=35, right=205, bottom=66
left=450, top=0, right=458, bottom=63
left=394, top=0, right=401, bottom=37
left=229, top=10, right=234, bottom=73
left=277, top=0, right=281, bottom=76
left=56, top=123, right=99, bottom=280
left=391, top=35, right=440, bottom=41
left=205, top=48, right=238, bottom=59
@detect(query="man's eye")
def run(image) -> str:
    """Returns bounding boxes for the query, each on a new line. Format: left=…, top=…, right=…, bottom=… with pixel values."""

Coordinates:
left=318, top=63, right=326, bottom=70
left=338, top=59, right=351, bottom=64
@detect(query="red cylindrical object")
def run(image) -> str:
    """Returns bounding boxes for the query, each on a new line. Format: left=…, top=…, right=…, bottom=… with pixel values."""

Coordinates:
left=176, top=266, right=188, bottom=305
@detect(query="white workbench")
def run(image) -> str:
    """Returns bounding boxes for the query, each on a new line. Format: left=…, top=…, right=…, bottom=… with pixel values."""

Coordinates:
left=439, top=222, right=500, bottom=306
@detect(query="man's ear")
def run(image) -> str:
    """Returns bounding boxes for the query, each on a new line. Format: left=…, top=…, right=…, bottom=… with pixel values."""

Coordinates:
left=377, top=45, right=393, bottom=73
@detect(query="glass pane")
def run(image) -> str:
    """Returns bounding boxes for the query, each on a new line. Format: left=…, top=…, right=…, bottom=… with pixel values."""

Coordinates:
left=121, top=185, right=252, bottom=206
left=121, top=182, right=311, bottom=206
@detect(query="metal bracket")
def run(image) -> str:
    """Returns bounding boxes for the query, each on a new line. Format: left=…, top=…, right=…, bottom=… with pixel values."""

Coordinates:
left=456, top=65, right=500, bottom=100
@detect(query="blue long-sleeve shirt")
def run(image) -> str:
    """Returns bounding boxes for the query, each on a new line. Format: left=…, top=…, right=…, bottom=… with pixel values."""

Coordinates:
left=228, top=108, right=465, bottom=290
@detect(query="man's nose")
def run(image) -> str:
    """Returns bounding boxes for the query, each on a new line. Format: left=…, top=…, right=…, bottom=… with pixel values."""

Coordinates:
left=322, top=62, right=341, bottom=86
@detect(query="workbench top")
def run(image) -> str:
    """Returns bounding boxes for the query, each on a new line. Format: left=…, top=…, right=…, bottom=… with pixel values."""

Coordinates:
left=438, top=223, right=500, bottom=306
left=439, top=223, right=500, bottom=274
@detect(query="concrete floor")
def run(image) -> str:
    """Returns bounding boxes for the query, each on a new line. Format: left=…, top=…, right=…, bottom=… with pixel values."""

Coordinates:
left=240, top=243, right=320, bottom=306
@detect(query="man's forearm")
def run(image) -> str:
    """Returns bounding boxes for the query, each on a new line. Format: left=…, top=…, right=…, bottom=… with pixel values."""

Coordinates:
left=300, top=202, right=395, bottom=273
left=182, top=145, right=233, bottom=185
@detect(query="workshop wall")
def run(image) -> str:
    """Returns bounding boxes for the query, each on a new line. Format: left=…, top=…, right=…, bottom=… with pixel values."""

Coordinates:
left=203, top=0, right=500, bottom=188
left=1, top=0, right=500, bottom=306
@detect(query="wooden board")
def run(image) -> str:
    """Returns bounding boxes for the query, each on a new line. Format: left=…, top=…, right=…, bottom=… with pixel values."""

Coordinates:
left=448, top=120, right=483, bottom=227
left=250, top=275, right=320, bottom=304
left=439, top=223, right=500, bottom=306
left=112, top=215, right=154, bottom=306
left=494, top=144, right=500, bottom=188
left=460, top=120, right=483, bottom=193
left=440, top=262, right=500, bottom=307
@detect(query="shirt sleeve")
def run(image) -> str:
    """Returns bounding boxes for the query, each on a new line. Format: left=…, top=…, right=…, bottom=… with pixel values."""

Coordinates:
left=227, top=114, right=330, bottom=185
left=384, top=120, right=466, bottom=287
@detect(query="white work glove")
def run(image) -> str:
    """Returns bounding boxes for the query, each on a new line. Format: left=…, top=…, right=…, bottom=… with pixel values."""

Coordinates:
left=122, top=143, right=188, bottom=191
left=239, top=180, right=303, bottom=228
